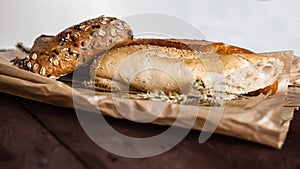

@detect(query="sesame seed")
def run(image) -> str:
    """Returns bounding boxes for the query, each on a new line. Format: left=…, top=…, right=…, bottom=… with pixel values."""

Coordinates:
left=31, top=53, right=37, bottom=60
left=110, top=29, right=117, bottom=37
left=40, top=67, right=46, bottom=76
left=49, top=58, right=53, bottom=63
left=98, top=29, right=106, bottom=37
left=32, top=63, right=39, bottom=70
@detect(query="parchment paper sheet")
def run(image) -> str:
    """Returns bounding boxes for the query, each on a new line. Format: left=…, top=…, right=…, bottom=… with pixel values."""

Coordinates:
left=0, top=50, right=299, bottom=149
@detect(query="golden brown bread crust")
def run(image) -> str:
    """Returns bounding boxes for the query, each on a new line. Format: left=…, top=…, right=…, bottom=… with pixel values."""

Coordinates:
left=125, top=38, right=254, bottom=55
left=167, top=39, right=255, bottom=55
left=91, top=38, right=283, bottom=95
left=122, top=38, right=280, bottom=71
left=22, top=16, right=133, bottom=78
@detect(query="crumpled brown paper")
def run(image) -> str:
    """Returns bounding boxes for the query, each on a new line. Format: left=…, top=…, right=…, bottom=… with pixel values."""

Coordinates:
left=0, top=50, right=299, bottom=149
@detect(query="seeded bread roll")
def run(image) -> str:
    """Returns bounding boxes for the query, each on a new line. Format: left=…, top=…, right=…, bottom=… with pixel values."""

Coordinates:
left=90, top=39, right=283, bottom=97
left=22, top=16, right=133, bottom=78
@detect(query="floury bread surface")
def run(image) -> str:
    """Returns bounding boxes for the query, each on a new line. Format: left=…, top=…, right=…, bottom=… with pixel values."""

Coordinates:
left=90, top=39, right=283, bottom=97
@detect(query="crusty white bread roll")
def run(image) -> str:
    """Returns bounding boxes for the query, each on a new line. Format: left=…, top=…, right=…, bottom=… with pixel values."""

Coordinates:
left=21, top=16, right=133, bottom=78
left=90, top=39, right=284, bottom=99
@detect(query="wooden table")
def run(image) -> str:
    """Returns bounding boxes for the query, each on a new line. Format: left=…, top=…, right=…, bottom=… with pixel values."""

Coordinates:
left=0, top=92, right=299, bottom=169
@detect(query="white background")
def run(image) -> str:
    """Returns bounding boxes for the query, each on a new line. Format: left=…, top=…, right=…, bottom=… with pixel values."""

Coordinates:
left=1, top=0, right=300, bottom=56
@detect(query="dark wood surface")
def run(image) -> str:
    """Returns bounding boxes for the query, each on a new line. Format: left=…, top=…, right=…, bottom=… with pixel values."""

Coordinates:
left=0, top=92, right=299, bottom=169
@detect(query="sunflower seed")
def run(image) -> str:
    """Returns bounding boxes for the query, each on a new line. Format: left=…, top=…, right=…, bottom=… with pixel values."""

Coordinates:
left=39, top=67, right=46, bottom=76
left=98, top=29, right=106, bottom=37
left=101, top=20, right=107, bottom=25
left=110, top=29, right=117, bottom=37
left=31, top=53, right=37, bottom=60
left=113, top=20, right=124, bottom=30
left=32, top=63, right=39, bottom=70
left=53, top=59, right=59, bottom=66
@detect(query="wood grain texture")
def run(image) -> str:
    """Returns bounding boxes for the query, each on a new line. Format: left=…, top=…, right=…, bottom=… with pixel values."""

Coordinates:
left=16, top=95, right=300, bottom=169
left=0, top=93, right=87, bottom=169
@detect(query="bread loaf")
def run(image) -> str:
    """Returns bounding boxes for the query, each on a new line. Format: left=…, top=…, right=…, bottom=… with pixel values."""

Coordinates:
left=90, top=39, right=283, bottom=99
left=22, top=16, right=133, bottom=78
